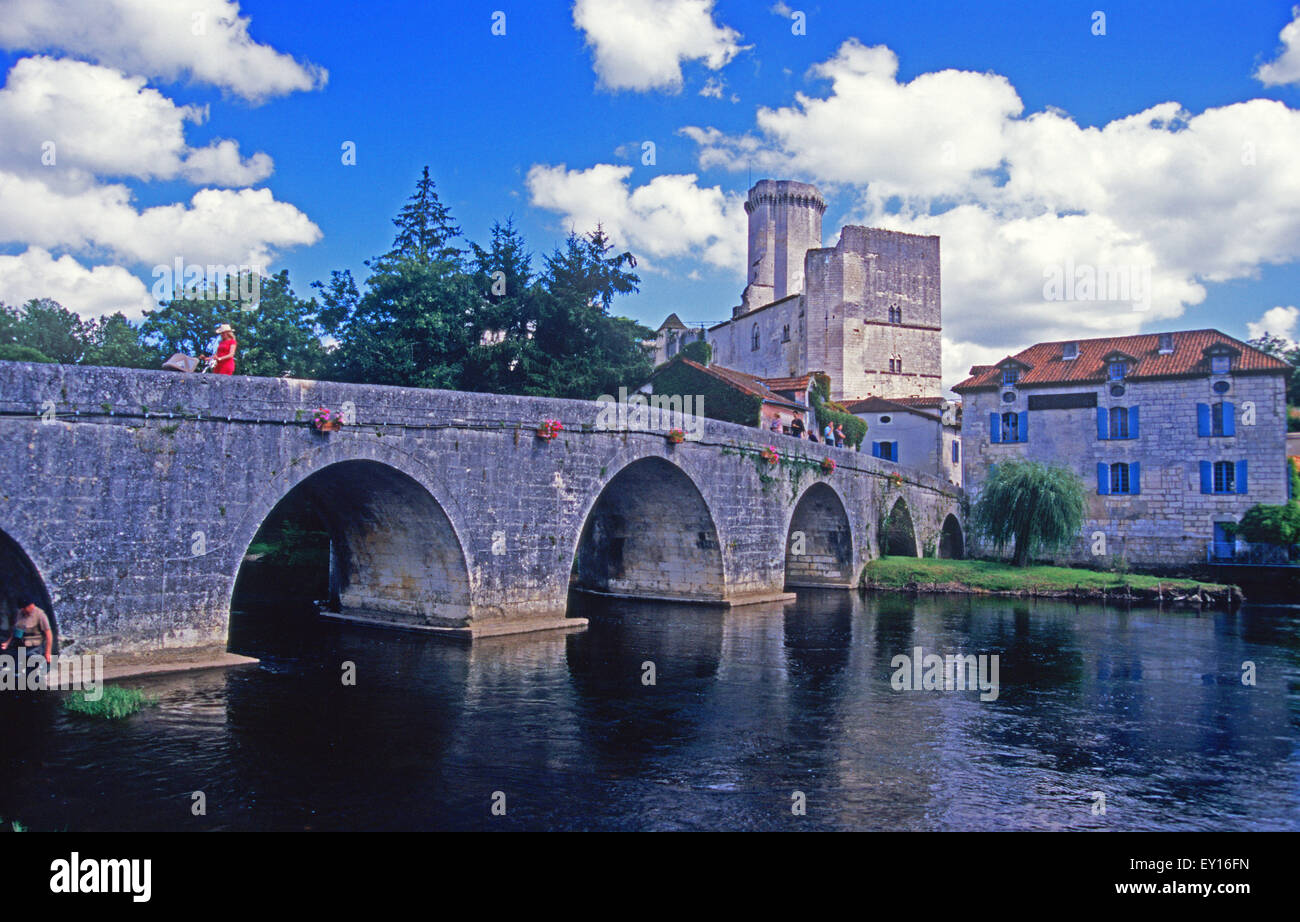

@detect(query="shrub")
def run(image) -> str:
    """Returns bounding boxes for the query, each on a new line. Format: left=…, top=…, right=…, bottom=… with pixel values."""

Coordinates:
left=63, top=686, right=156, bottom=720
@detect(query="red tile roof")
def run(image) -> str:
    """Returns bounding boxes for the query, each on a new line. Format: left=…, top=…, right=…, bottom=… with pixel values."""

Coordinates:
left=666, top=359, right=810, bottom=411
left=760, top=374, right=814, bottom=394
left=953, top=329, right=1287, bottom=392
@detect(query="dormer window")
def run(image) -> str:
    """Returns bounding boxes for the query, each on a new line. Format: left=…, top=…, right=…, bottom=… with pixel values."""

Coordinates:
left=1062, top=342, right=1078, bottom=360
left=1158, top=332, right=1174, bottom=354
left=1108, top=361, right=1128, bottom=381
left=1210, top=354, right=1230, bottom=374
left=1001, top=367, right=1020, bottom=386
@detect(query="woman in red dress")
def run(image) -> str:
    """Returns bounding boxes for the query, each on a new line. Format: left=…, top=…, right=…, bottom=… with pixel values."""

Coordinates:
left=206, top=323, right=237, bottom=375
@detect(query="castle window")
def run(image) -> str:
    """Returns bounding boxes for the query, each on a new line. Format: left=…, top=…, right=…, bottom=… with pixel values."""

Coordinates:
left=1097, top=462, right=1139, bottom=495
left=1197, top=401, right=1235, bottom=437
left=1109, top=406, right=1129, bottom=439
left=888, top=306, right=903, bottom=323
left=781, top=324, right=791, bottom=343
left=888, top=357, right=903, bottom=373
left=1201, top=460, right=1245, bottom=495
left=751, top=324, right=760, bottom=351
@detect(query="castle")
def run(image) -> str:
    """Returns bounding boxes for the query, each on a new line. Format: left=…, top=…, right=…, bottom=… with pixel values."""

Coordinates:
left=654, top=179, right=943, bottom=404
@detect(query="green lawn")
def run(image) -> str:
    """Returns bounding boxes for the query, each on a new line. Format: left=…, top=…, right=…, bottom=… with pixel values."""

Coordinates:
left=862, top=557, right=1230, bottom=594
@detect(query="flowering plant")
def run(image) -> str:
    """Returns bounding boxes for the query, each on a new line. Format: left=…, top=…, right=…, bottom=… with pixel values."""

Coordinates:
left=821, top=457, right=836, bottom=473
left=537, top=418, right=564, bottom=440
left=760, top=445, right=779, bottom=465
left=888, top=472, right=904, bottom=487
left=313, top=407, right=343, bottom=432
left=666, top=428, right=686, bottom=444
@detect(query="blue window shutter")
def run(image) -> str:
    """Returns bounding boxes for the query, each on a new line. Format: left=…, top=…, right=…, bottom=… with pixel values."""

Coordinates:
left=1200, top=460, right=1212, bottom=493
left=1097, top=462, right=1109, bottom=495
left=989, top=412, right=1001, bottom=443
left=1236, top=459, right=1248, bottom=493
left=1130, top=461, right=1140, bottom=495
left=1096, top=406, right=1108, bottom=440
left=1224, top=402, right=1235, bottom=436
left=871, top=441, right=881, bottom=458
left=1197, top=403, right=1210, bottom=437
left=892, top=441, right=899, bottom=461
left=1018, top=411, right=1028, bottom=442
left=1130, top=406, right=1139, bottom=440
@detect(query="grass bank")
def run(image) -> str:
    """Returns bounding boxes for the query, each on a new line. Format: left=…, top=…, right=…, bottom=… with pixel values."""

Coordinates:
left=861, top=557, right=1241, bottom=607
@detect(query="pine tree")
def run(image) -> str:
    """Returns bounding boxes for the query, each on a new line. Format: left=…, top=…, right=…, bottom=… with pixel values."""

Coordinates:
left=383, top=166, right=462, bottom=265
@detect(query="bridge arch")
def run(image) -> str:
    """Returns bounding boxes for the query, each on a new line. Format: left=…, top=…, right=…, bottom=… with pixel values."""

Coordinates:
left=229, top=449, right=473, bottom=632
left=938, top=513, right=965, bottom=559
left=880, top=497, right=919, bottom=558
left=784, top=482, right=854, bottom=589
left=0, top=524, right=57, bottom=651
left=570, top=456, right=727, bottom=603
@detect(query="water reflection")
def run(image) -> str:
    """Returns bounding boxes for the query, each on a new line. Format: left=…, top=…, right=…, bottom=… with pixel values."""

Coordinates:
left=0, top=592, right=1295, bottom=830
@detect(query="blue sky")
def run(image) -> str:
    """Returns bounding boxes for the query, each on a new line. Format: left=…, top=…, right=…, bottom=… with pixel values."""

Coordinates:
left=2, top=0, right=1300, bottom=386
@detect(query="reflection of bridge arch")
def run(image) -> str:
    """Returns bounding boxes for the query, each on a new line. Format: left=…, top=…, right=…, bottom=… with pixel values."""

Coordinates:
left=0, top=525, right=57, bottom=651
left=570, top=457, right=727, bottom=603
left=784, top=482, right=854, bottom=589
left=938, top=514, right=965, bottom=559
left=231, top=457, right=472, bottom=633
left=880, top=498, right=919, bottom=557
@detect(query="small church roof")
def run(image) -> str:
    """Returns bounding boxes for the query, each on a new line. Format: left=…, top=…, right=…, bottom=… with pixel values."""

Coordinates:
left=657, top=313, right=688, bottom=332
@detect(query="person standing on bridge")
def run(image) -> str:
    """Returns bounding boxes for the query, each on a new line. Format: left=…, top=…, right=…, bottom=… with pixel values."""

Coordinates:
left=203, top=323, right=238, bottom=375
left=1, top=598, right=53, bottom=667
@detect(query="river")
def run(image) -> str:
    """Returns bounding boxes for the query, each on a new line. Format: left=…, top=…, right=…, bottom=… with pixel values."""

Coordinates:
left=1, top=591, right=1296, bottom=831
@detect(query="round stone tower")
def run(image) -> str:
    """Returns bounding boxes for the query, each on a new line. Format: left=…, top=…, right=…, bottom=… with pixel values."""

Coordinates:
left=738, top=179, right=826, bottom=315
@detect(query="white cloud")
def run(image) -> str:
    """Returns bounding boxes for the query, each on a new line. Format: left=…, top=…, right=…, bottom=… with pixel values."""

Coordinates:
left=0, top=56, right=272, bottom=186
left=1247, top=305, right=1299, bottom=342
left=573, top=0, right=746, bottom=92
left=0, top=0, right=326, bottom=103
left=526, top=163, right=746, bottom=271
left=1256, top=6, right=1300, bottom=86
left=0, top=247, right=154, bottom=320
left=679, top=39, right=1300, bottom=381
left=699, top=77, right=725, bottom=99
left=0, top=171, right=321, bottom=270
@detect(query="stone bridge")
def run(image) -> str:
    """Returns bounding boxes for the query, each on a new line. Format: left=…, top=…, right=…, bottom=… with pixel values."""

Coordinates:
left=0, top=363, right=963, bottom=660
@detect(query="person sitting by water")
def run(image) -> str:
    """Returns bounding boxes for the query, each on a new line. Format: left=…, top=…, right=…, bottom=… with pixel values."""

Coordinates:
left=202, top=323, right=238, bottom=375
left=1, top=597, right=53, bottom=667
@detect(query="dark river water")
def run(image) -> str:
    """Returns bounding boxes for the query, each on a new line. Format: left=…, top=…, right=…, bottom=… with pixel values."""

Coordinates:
left=1, top=591, right=1297, bottom=831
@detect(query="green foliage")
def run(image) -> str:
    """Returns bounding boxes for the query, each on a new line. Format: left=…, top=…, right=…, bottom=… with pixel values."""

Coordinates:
left=678, top=338, right=712, bottom=365
left=63, top=686, right=156, bottom=719
left=970, top=459, right=1086, bottom=566
left=807, top=376, right=865, bottom=447
left=861, top=557, right=1228, bottom=593
left=1248, top=332, right=1300, bottom=405
left=0, top=343, right=54, bottom=363
left=1230, top=502, right=1300, bottom=547
left=653, top=357, right=762, bottom=425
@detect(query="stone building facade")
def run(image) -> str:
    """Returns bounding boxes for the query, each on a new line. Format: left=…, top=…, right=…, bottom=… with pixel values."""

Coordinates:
left=843, top=396, right=962, bottom=487
left=954, top=330, right=1290, bottom=567
left=669, top=180, right=942, bottom=403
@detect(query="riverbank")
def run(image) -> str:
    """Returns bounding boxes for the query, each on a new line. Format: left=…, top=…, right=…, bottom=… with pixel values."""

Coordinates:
left=860, top=557, right=1242, bottom=608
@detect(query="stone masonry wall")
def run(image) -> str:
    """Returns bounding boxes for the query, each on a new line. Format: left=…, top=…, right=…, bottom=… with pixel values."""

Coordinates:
left=961, top=372, right=1288, bottom=566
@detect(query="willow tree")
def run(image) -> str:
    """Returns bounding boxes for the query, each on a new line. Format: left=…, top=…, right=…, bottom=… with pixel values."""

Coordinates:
left=970, top=460, right=1085, bottom=566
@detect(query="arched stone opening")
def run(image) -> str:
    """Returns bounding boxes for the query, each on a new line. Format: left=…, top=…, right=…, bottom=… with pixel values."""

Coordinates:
left=0, top=527, right=56, bottom=653
left=571, top=457, right=727, bottom=603
left=938, top=514, right=965, bottom=559
left=232, top=460, right=472, bottom=633
left=880, top=498, right=918, bottom=558
left=784, top=483, right=854, bottom=589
